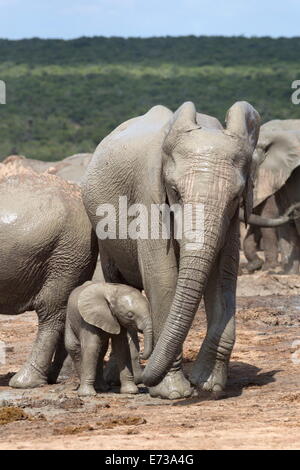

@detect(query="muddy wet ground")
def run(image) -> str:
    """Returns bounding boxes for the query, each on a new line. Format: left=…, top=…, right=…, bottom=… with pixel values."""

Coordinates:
left=0, top=271, right=300, bottom=450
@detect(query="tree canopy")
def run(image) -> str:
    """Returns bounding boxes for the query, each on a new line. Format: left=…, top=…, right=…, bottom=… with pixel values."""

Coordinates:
left=0, top=36, right=299, bottom=161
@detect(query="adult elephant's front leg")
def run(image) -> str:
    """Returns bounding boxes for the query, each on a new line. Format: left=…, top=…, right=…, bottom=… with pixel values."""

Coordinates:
left=190, top=223, right=239, bottom=393
left=139, top=240, right=192, bottom=399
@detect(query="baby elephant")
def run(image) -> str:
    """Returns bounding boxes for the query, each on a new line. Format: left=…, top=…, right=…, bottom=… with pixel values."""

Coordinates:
left=65, top=281, right=153, bottom=396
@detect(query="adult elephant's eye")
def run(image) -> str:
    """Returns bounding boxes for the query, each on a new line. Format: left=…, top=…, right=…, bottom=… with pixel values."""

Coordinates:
left=127, top=312, right=134, bottom=319
left=172, top=187, right=181, bottom=201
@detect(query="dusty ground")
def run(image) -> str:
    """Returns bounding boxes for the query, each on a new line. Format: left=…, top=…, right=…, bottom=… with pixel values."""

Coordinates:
left=0, top=270, right=300, bottom=450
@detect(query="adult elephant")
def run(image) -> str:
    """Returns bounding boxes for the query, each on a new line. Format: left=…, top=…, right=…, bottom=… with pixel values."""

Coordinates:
left=243, top=120, right=300, bottom=273
left=0, top=162, right=97, bottom=388
left=82, top=101, right=260, bottom=399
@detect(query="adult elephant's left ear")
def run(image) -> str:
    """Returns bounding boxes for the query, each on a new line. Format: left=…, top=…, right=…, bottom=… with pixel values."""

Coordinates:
left=225, top=101, right=260, bottom=225
left=225, top=101, right=261, bottom=151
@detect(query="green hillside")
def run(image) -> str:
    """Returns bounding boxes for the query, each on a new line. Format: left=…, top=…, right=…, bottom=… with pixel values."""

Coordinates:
left=0, top=36, right=299, bottom=161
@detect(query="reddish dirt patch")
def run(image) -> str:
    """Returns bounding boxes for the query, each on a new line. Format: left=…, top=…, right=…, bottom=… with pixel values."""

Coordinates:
left=0, top=272, right=300, bottom=450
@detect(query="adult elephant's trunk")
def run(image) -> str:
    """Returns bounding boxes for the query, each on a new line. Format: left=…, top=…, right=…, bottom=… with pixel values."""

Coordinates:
left=140, top=320, right=153, bottom=360
left=142, top=223, right=220, bottom=387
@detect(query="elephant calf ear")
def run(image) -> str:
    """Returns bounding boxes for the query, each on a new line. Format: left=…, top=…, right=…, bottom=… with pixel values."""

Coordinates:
left=225, top=101, right=261, bottom=151
left=78, top=284, right=120, bottom=335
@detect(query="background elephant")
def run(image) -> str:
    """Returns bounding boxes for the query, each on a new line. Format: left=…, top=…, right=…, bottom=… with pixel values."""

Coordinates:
left=82, top=100, right=260, bottom=399
left=65, top=281, right=152, bottom=397
left=0, top=162, right=98, bottom=388
left=243, top=120, right=300, bottom=273
left=243, top=195, right=280, bottom=272
left=2, top=153, right=93, bottom=184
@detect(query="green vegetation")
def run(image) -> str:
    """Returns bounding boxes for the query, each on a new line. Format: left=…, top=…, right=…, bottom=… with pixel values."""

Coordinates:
left=0, top=36, right=299, bottom=161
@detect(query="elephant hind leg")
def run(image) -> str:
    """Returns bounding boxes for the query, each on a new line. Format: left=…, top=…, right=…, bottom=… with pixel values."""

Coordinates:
left=261, top=196, right=280, bottom=271
left=278, top=223, right=300, bottom=274
left=48, top=335, right=71, bottom=384
left=261, top=227, right=279, bottom=271
left=65, top=324, right=81, bottom=379
left=9, top=278, right=70, bottom=389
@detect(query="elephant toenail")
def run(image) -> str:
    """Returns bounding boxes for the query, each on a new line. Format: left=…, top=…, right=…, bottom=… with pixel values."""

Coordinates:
left=169, top=391, right=181, bottom=400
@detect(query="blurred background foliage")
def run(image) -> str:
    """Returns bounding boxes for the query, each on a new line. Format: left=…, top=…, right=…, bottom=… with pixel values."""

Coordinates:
left=0, top=36, right=299, bottom=161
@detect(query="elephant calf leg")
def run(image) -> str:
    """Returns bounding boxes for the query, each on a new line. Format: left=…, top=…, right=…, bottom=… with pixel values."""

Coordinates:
left=112, top=329, right=139, bottom=394
left=95, top=337, right=110, bottom=392
left=65, top=324, right=82, bottom=379
left=77, top=328, right=106, bottom=397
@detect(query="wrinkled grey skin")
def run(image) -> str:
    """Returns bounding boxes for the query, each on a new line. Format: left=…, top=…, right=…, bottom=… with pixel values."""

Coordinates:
left=0, top=165, right=98, bottom=388
left=2, top=153, right=93, bottom=184
left=65, top=281, right=153, bottom=397
left=82, top=101, right=260, bottom=399
left=243, top=120, right=300, bottom=273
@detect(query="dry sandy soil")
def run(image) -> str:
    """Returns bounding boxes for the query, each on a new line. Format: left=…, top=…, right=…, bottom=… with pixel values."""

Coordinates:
left=0, top=270, right=300, bottom=450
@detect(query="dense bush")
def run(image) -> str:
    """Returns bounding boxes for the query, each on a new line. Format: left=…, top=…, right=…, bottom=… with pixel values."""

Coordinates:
left=0, top=36, right=299, bottom=161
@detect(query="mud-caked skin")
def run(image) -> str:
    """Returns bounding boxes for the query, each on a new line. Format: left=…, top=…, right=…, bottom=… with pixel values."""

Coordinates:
left=2, top=153, right=93, bottom=184
left=0, top=163, right=98, bottom=388
left=243, top=120, right=300, bottom=274
left=82, top=101, right=261, bottom=399
left=65, top=281, right=153, bottom=396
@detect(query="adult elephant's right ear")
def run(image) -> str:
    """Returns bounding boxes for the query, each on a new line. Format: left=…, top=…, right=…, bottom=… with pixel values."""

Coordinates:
left=163, top=102, right=200, bottom=154
left=78, top=284, right=120, bottom=335
left=225, top=101, right=261, bottom=151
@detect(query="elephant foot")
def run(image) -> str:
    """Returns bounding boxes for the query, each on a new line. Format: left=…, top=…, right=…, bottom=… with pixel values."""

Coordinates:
left=9, top=364, right=47, bottom=389
left=190, top=358, right=228, bottom=395
left=246, top=258, right=263, bottom=273
left=262, top=261, right=279, bottom=272
left=133, top=365, right=143, bottom=385
left=95, top=379, right=110, bottom=393
left=120, top=382, right=139, bottom=394
left=282, top=265, right=300, bottom=275
left=149, top=369, right=193, bottom=400
left=78, top=384, right=97, bottom=397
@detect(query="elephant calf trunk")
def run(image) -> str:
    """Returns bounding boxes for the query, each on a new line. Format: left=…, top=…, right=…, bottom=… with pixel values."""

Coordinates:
left=140, top=323, right=153, bottom=360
